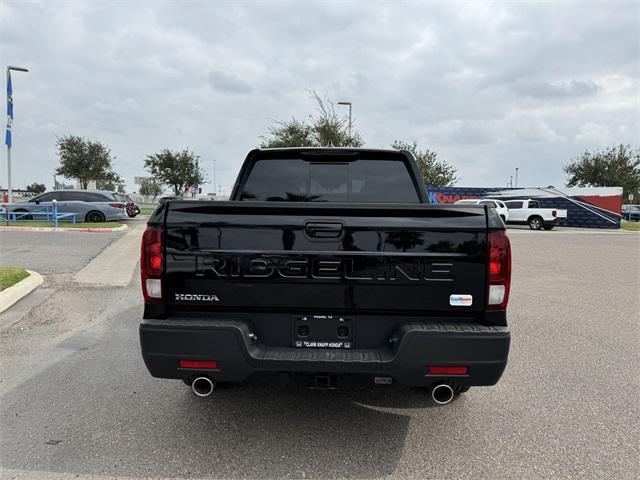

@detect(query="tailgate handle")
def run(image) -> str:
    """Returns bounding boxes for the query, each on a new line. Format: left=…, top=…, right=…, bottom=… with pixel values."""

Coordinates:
left=305, top=221, right=343, bottom=238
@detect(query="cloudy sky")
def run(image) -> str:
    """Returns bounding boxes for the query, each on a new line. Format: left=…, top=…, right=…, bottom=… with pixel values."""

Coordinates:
left=1, top=0, right=638, bottom=193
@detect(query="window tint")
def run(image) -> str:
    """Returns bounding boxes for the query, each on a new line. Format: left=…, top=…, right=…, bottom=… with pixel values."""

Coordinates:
left=529, top=200, right=540, bottom=208
left=240, top=159, right=420, bottom=203
left=58, top=191, right=83, bottom=201
left=84, top=192, right=111, bottom=201
left=505, top=201, right=523, bottom=209
left=81, top=192, right=101, bottom=201
left=31, top=192, right=57, bottom=202
left=59, top=191, right=108, bottom=201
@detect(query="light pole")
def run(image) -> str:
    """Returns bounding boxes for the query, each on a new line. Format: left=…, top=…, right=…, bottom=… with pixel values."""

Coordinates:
left=337, top=101, right=352, bottom=138
left=515, top=167, right=519, bottom=188
left=509, top=175, right=513, bottom=188
left=5, top=65, right=29, bottom=203
left=213, top=159, right=216, bottom=198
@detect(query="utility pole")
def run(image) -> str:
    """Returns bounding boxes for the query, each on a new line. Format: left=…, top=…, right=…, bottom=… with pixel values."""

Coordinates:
left=337, top=101, right=352, bottom=138
left=5, top=65, right=29, bottom=204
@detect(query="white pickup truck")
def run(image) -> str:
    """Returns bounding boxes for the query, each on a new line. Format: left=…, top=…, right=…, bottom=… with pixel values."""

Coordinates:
left=455, top=198, right=510, bottom=223
left=504, top=199, right=567, bottom=230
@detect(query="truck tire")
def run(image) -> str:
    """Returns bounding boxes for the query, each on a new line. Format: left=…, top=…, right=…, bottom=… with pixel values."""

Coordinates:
left=528, top=216, right=543, bottom=230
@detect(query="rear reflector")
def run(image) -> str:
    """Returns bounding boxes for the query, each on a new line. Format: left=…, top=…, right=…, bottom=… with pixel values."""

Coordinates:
left=179, top=360, right=218, bottom=369
left=428, top=366, right=468, bottom=375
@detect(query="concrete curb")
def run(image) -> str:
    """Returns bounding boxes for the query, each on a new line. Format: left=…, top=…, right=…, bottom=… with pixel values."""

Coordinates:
left=0, top=224, right=128, bottom=233
left=0, top=270, right=44, bottom=314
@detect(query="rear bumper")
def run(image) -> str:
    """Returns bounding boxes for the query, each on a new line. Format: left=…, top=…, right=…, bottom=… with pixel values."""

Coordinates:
left=140, top=318, right=510, bottom=387
left=545, top=217, right=566, bottom=227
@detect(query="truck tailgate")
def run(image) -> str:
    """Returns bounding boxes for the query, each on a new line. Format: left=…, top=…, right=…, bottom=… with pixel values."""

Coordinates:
left=162, top=202, right=488, bottom=315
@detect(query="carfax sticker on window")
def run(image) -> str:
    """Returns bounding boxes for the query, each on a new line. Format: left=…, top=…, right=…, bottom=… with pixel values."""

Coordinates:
left=450, top=294, right=473, bottom=306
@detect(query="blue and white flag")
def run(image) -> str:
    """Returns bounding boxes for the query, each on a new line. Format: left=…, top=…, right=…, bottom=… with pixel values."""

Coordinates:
left=5, top=72, right=12, bottom=147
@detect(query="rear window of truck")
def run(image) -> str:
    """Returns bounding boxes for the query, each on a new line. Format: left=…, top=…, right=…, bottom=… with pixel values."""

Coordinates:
left=239, top=158, right=420, bottom=202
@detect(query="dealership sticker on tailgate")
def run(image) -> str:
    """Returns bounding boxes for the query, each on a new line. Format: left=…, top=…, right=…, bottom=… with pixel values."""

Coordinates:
left=450, top=294, right=473, bottom=306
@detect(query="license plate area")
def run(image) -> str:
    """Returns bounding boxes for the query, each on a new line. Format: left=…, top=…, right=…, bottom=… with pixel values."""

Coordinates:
left=292, top=314, right=354, bottom=349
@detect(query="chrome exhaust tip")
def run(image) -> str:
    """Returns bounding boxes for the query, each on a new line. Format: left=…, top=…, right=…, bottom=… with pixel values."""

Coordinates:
left=191, top=376, right=215, bottom=397
left=431, top=383, right=455, bottom=405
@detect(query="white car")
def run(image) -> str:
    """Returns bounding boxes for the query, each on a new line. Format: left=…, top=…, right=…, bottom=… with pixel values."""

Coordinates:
left=455, top=198, right=510, bottom=223
left=504, top=199, right=567, bottom=230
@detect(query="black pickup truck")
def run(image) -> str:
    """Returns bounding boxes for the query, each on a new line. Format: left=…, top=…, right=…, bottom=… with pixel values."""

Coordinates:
left=140, top=148, right=511, bottom=405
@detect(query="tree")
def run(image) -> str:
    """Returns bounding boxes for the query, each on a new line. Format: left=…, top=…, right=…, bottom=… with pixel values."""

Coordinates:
left=26, top=182, right=46, bottom=194
left=144, top=149, right=204, bottom=196
left=260, top=91, right=363, bottom=148
left=391, top=140, right=457, bottom=187
left=55, top=135, right=120, bottom=189
left=139, top=178, right=163, bottom=201
left=564, top=145, right=640, bottom=203
left=96, top=171, right=125, bottom=192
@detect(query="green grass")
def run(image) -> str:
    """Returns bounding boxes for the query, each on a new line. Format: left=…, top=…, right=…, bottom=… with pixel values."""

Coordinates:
left=139, top=207, right=156, bottom=215
left=621, top=220, right=640, bottom=231
left=1, top=221, right=123, bottom=229
left=0, top=266, right=29, bottom=291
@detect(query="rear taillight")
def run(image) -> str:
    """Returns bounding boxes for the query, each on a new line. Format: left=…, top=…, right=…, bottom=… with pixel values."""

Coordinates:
left=487, top=230, right=511, bottom=310
left=141, top=226, right=163, bottom=302
left=110, top=202, right=124, bottom=209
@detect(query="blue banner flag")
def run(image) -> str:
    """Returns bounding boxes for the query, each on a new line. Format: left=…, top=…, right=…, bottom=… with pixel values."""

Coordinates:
left=5, top=71, right=12, bottom=147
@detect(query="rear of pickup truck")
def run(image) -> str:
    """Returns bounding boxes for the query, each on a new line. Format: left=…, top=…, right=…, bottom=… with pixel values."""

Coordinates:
left=140, top=148, right=511, bottom=402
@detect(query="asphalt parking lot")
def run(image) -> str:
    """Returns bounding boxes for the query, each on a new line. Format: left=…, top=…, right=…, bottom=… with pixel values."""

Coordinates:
left=1, top=227, right=638, bottom=479
left=0, top=230, right=122, bottom=273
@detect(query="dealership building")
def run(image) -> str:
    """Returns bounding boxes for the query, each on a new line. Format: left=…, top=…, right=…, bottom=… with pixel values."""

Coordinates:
left=426, top=186, right=623, bottom=229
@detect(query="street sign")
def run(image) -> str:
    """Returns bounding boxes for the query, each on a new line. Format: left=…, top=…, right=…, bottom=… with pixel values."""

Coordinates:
left=134, top=176, right=152, bottom=185
left=629, top=193, right=634, bottom=201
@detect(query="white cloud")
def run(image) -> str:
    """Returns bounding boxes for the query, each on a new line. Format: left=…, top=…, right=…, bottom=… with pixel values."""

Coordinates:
left=576, top=122, right=612, bottom=143
left=507, top=113, right=565, bottom=143
left=207, top=70, right=253, bottom=94
left=512, top=79, right=602, bottom=99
